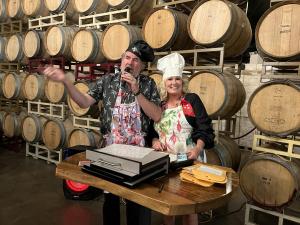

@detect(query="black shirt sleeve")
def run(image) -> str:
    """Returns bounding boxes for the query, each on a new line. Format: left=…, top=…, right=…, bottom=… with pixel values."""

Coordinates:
left=184, top=93, right=215, bottom=149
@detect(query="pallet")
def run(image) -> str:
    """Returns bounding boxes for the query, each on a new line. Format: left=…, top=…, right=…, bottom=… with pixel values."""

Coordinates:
left=73, top=116, right=100, bottom=131
left=75, top=63, right=118, bottom=80
left=261, top=60, right=300, bottom=80
left=245, top=203, right=300, bottom=225
left=153, top=0, right=195, bottom=7
left=0, top=98, right=26, bottom=110
left=0, top=63, right=21, bottom=72
left=213, top=117, right=237, bottom=141
left=79, top=8, right=130, bottom=28
left=27, top=101, right=68, bottom=120
left=0, top=20, right=23, bottom=35
left=28, top=12, right=67, bottom=30
left=26, top=142, right=62, bottom=164
left=252, top=134, right=300, bottom=159
left=148, top=47, right=243, bottom=74
left=27, top=57, right=72, bottom=73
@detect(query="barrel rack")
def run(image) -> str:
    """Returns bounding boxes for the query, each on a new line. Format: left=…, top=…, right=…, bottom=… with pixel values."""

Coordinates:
left=27, top=101, right=68, bottom=120
left=245, top=203, right=300, bottom=225
left=0, top=20, right=24, bottom=35
left=73, top=116, right=100, bottom=131
left=75, top=63, right=118, bottom=81
left=261, top=59, right=300, bottom=80
left=28, top=12, right=67, bottom=30
left=244, top=133, right=300, bottom=224
left=26, top=142, right=63, bottom=165
left=25, top=101, right=68, bottom=164
left=79, top=8, right=130, bottom=28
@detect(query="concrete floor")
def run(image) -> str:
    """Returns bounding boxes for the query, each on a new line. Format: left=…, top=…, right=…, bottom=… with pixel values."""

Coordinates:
left=0, top=141, right=299, bottom=225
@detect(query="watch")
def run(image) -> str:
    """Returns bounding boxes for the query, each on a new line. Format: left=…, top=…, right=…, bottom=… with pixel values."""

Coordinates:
left=133, top=89, right=141, bottom=96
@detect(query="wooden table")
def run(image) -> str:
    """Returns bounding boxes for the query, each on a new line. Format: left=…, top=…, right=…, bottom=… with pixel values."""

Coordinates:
left=56, top=152, right=239, bottom=216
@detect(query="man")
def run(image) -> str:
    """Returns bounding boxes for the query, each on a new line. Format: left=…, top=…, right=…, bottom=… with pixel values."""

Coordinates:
left=43, top=40, right=162, bottom=225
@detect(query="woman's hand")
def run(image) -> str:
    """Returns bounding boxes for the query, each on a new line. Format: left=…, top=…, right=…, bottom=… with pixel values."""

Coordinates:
left=152, top=138, right=166, bottom=151
left=187, top=146, right=202, bottom=160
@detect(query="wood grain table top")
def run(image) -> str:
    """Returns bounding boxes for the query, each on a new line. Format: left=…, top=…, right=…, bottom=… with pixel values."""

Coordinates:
left=56, top=152, right=239, bottom=216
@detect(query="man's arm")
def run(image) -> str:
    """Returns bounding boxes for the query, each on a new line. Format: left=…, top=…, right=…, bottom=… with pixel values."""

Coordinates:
left=43, top=66, right=96, bottom=108
left=136, top=94, right=161, bottom=122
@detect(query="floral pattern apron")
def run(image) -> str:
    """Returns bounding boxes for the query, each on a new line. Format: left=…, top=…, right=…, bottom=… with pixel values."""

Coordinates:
left=104, top=86, right=145, bottom=147
left=155, top=105, right=206, bottom=162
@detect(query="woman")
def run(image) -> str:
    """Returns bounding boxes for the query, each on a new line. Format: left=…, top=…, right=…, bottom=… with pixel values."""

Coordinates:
left=152, top=52, right=215, bottom=225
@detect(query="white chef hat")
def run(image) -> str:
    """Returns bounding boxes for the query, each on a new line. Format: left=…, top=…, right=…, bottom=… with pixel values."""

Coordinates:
left=157, top=52, right=185, bottom=80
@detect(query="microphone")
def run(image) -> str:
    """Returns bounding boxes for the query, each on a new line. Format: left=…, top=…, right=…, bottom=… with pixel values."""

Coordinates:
left=124, top=66, right=132, bottom=73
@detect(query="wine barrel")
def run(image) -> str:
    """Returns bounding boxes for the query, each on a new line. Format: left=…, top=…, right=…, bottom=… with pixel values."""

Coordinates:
left=0, top=72, right=4, bottom=96
left=7, top=0, right=25, bottom=20
left=248, top=80, right=300, bottom=136
left=101, top=23, right=142, bottom=61
left=142, top=8, right=193, bottom=51
left=188, top=70, right=246, bottom=119
left=188, top=0, right=252, bottom=57
left=106, top=0, right=153, bottom=24
left=5, top=34, right=26, bottom=63
left=71, top=29, right=105, bottom=63
left=44, top=26, right=79, bottom=60
left=2, top=110, right=27, bottom=137
left=68, top=128, right=102, bottom=148
left=45, top=71, right=75, bottom=103
left=0, top=0, right=9, bottom=22
left=42, top=118, right=74, bottom=150
left=240, top=154, right=300, bottom=209
left=0, top=110, right=6, bottom=132
left=0, top=36, right=7, bottom=61
left=206, top=135, right=241, bottom=171
left=21, top=0, right=49, bottom=17
left=22, top=114, right=47, bottom=143
left=73, top=0, right=108, bottom=15
left=44, top=0, right=78, bottom=23
left=23, top=30, right=49, bottom=58
left=22, top=73, right=47, bottom=101
left=255, top=1, right=300, bottom=61
left=149, top=72, right=163, bottom=87
left=2, top=72, right=26, bottom=99
left=67, top=81, right=100, bottom=118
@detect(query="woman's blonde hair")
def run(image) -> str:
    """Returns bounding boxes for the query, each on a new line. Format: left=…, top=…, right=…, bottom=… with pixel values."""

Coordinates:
left=158, top=76, right=189, bottom=101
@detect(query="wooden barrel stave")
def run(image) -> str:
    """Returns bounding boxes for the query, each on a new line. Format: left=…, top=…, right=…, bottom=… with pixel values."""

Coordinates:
left=0, top=36, right=7, bottom=61
left=22, top=114, right=47, bottom=143
left=23, top=73, right=47, bottom=101
left=188, top=70, right=246, bottom=119
left=44, top=0, right=78, bottom=22
left=5, top=34, right=26, bottom=63
left=67, top=81, right=100, bottom=118
left=73, top=0, right=108, bottom=15
left=143, top=8, right=193, bottom=51
left=45, top=26, right=79, bottom=60
left=42, top=118, right=74, bottom=150
left=71, top=29, right=105, bottom=63
left=68, top=128, right=102, bottom=148
left=240, top=153, right=300, bottom=209
left=247, top=80, right=300, bottom=136
left=2, top=110, right=27, bottom=137
left=0, top=0, right=9, bottom=22
left=7, top=0, right=25, bottom=20
left=255, top=1, right=300, bottom=61
left=101, top=23, right=142, bottom=61
left=23, top=30, right=49, bottom=58
left=2, top=72, right=26, bottom=99
left=21, top=0, right=49, bottom=17
left=187, top=0, right=252, bottom=57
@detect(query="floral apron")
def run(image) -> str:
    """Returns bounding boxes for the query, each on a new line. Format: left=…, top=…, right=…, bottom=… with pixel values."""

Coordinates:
left=104, top=85, right=145, bottom=147
left=155, top=105, right=206, bottom=162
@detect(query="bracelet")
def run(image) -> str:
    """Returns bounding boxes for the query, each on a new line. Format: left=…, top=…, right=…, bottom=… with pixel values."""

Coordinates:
left=133, top=89, right=141, bottom=96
